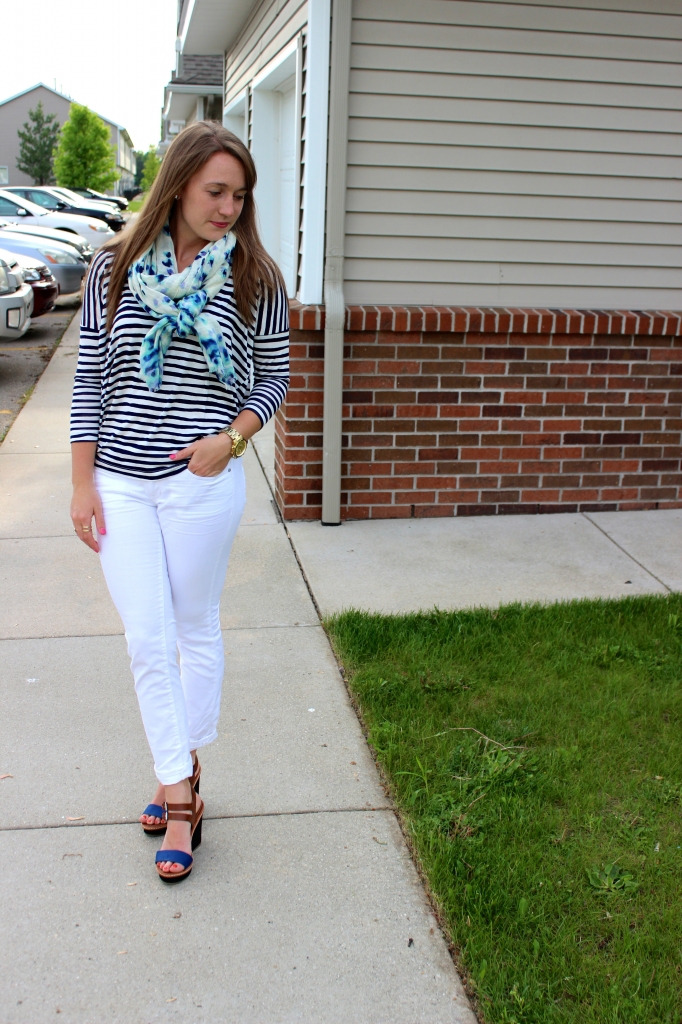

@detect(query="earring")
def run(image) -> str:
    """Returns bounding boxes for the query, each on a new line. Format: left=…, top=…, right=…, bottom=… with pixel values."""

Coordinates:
left=174, top=194, right=179, bottom=199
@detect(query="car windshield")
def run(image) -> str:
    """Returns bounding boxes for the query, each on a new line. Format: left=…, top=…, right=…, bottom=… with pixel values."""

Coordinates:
left=53, top=188, right=84, bottom=205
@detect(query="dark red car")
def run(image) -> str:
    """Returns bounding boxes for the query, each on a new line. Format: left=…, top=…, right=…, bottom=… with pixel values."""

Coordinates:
left=9, top=252, right=59, bottom=316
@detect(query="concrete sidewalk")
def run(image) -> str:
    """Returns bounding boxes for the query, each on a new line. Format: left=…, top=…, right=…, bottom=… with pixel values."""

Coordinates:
left=252, top=419, right=679, bottom=616
left=0, top=317, right=476, bottom=1024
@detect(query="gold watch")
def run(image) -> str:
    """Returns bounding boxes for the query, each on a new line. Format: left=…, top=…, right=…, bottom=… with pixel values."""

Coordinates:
left=222, top=426, right=248, bottom=457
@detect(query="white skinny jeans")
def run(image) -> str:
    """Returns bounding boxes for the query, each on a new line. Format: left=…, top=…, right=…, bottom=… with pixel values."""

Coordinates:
left=95, top=461, right=245, bottom=785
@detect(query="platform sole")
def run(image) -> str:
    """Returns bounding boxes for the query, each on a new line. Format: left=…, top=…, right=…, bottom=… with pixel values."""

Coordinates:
left=157, top=865, right=192, bottom=883
left=143, top=824, right=167, bottom=836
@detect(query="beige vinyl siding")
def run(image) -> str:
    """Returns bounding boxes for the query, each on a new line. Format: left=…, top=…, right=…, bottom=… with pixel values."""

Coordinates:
left=225, top=0, right=308, bottom=292
left=345, top=0, right=682, bottom=308
left=225, top=0, right=307, bottom=107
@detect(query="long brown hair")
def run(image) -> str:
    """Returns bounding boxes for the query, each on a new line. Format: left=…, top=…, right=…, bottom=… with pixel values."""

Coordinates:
left=102, top=121, right=284, bottom=330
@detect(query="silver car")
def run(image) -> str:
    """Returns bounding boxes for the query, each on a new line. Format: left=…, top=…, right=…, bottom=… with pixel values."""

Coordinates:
left=0, top=250, right=33, bottom=339
left=0, top=218, right=95, bottom=262
left=0, top=232, right=87, bottom=295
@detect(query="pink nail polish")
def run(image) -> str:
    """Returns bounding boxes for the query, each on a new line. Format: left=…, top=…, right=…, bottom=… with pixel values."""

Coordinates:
left=169, top=453, right=176, bottom=460
left=100, top=528, right=106, bottom=535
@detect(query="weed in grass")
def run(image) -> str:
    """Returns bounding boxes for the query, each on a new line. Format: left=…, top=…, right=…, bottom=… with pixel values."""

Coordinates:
left=326, top=595, right=682, bottom=1023
left=586, top=863, right=638, bottom=896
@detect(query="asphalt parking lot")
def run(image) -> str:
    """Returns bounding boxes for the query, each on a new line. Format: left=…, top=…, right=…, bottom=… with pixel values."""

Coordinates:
left=0, top=296, right=78, bottom=442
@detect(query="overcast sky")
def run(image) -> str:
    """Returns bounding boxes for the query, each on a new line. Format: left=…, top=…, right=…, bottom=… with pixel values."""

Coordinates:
left=0, top=0, right=178, bottom=151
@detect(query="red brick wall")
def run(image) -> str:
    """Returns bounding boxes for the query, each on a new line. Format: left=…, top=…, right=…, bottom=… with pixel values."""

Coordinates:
left=274, top=305, right=682, bottom=521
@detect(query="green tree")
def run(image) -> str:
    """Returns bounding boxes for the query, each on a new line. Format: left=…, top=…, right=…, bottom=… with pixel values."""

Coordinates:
left=16, top=101, right=61, bottom=185
left=134, top=150, right=146, bottom=187
left=140, top=148, right=161, bottom=192
left=53, top=103, right=118, bottom=192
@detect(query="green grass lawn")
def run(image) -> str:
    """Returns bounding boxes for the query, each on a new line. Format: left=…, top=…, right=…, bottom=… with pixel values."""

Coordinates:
left=126, top=195, right=145, bottom=213
left=326, top=595, right=682, bottom=1023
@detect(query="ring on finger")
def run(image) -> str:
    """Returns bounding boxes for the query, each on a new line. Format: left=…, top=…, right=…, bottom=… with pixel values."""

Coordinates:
left=82, top=526, right=91, bottom=532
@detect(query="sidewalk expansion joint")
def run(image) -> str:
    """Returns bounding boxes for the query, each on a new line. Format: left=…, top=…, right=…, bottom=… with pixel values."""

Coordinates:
left=221, top=623, right=320, bottom=632
left=581, top=512, right=671, bottom=593
left=251, top=442, right=324, bottom=623
left=0, top=631, right=125, bottom=643
left=0, top=623, right=321, bottom=644
left=1, top=533, right=80, bottom=541
left=0, top=805, right=394, bottom=833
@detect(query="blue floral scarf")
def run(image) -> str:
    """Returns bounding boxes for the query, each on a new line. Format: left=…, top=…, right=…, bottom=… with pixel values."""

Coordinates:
left=128, top=225, right=237, bottom=392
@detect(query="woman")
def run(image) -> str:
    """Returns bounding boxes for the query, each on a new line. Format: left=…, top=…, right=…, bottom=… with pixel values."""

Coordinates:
left=69, top=122, right=289, bottom=883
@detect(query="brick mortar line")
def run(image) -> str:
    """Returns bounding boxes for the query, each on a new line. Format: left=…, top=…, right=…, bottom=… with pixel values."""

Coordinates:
left=581, top=512, right=672, bottom=593
left=289, top=303, right=682, bottom=337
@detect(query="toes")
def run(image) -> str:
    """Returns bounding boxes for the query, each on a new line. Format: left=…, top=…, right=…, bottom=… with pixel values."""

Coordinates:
left=157, top=860, right=185, bottom=874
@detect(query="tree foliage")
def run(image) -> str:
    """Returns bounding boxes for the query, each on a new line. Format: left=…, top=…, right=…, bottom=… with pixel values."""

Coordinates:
left=134, top=150, right=146, bottom=187
left=16, top=101, right=61, bottom=185
left=140, top=148, right=161, bottom=193
left=53, top=103, right=118, bottom=192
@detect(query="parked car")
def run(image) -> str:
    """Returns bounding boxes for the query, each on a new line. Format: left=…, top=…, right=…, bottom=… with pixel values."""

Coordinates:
left=70, top=187, right=128, bottom=211
left=0, top=218, right=95, bottom=263
left=0, top=250, right=33, bottom=339
left=0, top=233, right=87, bottom=295
left=6, top=251, right=59, bottom=316
left=0, top=190, right=113, bottom=250
left=5, top=186, right=125, bottom=232
left=49, top=186, right=121, bottom=216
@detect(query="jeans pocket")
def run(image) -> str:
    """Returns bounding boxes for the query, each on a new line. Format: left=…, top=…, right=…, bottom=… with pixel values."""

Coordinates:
left=185, top=467, right=224, bottom=482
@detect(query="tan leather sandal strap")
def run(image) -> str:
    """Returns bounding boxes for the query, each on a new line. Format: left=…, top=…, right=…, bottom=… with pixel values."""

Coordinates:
left=167, top=810, right=192, bottom=822
left=165, top=801, right=192, bottom=811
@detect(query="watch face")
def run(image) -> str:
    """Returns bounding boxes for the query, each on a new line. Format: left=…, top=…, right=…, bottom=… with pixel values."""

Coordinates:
left=233, top=437, right=247, bottom=457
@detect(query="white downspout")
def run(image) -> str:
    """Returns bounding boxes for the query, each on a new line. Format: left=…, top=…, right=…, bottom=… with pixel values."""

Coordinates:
left=321, top=0, right=352, bottom=525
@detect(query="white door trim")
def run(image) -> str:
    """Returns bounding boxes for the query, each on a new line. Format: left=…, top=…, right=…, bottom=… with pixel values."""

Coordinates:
left=298, top=0, right=331, bottom=305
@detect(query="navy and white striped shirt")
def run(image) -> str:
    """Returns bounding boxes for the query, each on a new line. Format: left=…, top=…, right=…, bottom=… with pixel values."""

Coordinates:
left=70, top=248, right=289, bottom=479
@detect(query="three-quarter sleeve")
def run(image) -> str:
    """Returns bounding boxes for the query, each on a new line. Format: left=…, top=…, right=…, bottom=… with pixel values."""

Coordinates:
left=243, top=284, right=289, bottom=425
left=69, top=250, right=111, bottom=442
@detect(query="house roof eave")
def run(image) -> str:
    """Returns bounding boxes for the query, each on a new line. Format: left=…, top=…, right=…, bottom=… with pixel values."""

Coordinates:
left=178, top=0, right=257, bottom=56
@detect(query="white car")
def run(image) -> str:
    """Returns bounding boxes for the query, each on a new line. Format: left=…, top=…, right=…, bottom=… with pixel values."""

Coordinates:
left=51, top=186, right=120, bottom=214
left=0, top=189, right=114, bottom=250
left=7, top=186, right=125, bottom=232
left=0, top=249, right=33, bottom=339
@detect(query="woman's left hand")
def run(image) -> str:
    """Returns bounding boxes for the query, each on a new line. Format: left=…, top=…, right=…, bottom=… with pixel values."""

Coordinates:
left=171, top=433, right=233, bottom=476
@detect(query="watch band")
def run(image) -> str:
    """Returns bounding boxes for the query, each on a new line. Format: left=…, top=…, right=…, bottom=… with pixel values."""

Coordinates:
left=222, top=426, right=248, bottom=457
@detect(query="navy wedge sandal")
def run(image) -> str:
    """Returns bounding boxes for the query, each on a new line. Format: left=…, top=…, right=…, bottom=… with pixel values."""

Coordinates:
left=155, top=785, right=204, bottom=884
